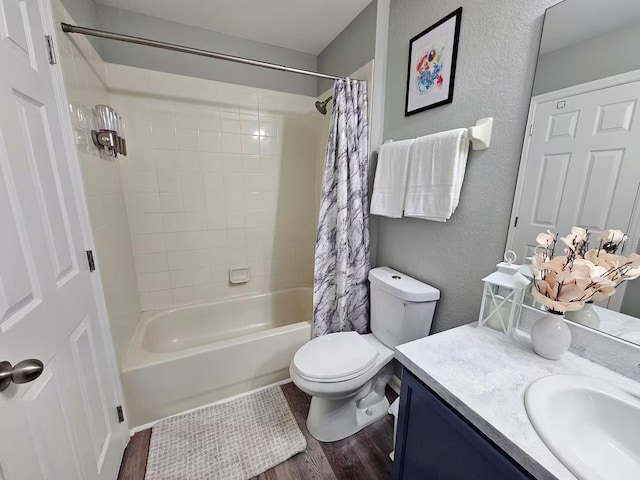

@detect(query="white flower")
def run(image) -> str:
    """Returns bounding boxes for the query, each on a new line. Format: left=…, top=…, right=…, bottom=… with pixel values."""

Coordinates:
left=561, top=234, right=579, bottom=250
left=535, top=231, right=556, bottom=248
left=571, top=226, right=587, bottom=237
left=532, top=288, right=584, bottom=313
left=599, top=229, right=627, bottom=244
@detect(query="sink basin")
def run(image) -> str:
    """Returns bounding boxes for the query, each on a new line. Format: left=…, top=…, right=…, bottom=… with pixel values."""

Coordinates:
left=525, top=375, right=640, bottom=480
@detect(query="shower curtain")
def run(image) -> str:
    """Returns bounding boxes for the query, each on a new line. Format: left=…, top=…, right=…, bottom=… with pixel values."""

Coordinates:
left=313, top=78, right=370, bottom=337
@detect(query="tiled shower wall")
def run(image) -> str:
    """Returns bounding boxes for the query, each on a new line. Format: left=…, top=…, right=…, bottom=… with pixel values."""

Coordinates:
left=106, top=65, right=318, bottom=310
left=53, top=1, right=141, bottom=364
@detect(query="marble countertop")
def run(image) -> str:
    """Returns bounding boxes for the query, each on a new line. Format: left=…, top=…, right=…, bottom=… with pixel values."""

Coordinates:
left=395, top=324, right=640, bottom=480
left=594, top=305, right=640, bottom=346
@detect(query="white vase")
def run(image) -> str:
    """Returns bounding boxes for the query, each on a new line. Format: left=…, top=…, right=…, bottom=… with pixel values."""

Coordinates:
left=531, top=312, right=571, bottom=360
left=564, top=302, right=601, bottom=329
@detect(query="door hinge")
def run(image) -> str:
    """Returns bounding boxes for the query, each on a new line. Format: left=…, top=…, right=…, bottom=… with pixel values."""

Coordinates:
left=86, top=250, right=96, bottom=272
left=116, top=405, right=125, bottom=423
left=528, top=124, right=534, bottom=136
left=45, top=35, right=56, bottom=65
left=514, top=216, right=519, bottom=227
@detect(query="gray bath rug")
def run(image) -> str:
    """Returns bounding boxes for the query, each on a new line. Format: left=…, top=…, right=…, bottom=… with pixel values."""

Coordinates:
left=145, top=386, right=307, bottom=480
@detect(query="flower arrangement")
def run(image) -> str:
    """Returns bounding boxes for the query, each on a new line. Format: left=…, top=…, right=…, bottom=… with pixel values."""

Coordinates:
left=530, top=227, right=640, bottom=313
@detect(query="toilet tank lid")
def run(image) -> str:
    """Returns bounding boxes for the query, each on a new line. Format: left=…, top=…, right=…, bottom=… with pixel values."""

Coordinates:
left=369, top=267, right=440, bottom=302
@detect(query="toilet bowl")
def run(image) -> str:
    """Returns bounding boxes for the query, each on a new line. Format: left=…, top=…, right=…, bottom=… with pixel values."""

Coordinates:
left=291, top=267, right=439, bottom=442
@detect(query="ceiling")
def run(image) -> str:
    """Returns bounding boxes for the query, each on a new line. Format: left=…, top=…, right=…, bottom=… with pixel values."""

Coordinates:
left=540, top=0, right=640, bottom=55
left=95, top=0, right=374, bottom=55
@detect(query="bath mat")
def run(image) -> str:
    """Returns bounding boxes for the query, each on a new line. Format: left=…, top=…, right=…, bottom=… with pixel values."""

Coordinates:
left=145, top=386, right=307, bottom=480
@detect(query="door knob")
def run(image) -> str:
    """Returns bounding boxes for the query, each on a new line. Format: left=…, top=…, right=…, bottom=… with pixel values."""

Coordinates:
left=0, top=359, right=44, bottom=392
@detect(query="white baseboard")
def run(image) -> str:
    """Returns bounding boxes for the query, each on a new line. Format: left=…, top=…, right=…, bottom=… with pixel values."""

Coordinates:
left=129, top=377, right=293, bottom=435
left=389, top=375, right=401, bottom=395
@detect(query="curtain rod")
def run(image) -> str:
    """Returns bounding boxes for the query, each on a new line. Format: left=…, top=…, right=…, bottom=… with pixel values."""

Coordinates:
left=60, top=23, right=346, bottom=82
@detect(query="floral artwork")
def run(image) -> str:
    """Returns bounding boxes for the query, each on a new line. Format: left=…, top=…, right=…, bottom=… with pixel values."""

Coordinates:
left=415, top=41, right=445, bottom=94
left=529, top=227, right=640, bottom=313
left=405, top=8, right=462, bottom=116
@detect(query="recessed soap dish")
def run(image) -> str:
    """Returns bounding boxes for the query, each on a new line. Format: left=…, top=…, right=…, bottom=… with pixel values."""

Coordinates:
left=229, top=265, right=250, bottom=284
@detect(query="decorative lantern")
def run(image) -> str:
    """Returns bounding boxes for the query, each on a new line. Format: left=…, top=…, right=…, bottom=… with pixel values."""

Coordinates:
left=478, top=251, right=530, bottom=336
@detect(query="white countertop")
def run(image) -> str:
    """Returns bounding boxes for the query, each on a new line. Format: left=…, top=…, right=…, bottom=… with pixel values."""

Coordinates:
left=395, top=324, right=640, bottom=480
left=595, top=305, right=640, bottom=346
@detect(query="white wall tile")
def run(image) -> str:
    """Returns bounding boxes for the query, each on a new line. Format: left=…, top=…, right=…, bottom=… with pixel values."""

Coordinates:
left=148, top=103, right=174, bottom=129
left=132, top=233, right=166, bottom=254
left=107, top=64, right=319, bottom=309
left=260, top=136, right=280, bottom=156
left=200, top=131, right=222, bottom=152
left=165, top=232, right=189, bottom=251
left=190, top=267, right=212, bottom=285
left=157, top=171, right=182, bottom=192
left=198, top=108, right=220, bottom=132
left=192, top=284, right=214, bottom=303
left=152, top=127, right=177, bottom=150
left=183, top=191, right=206, bottom=212
left=163, top=213, right=187, bottom=232
left=200, top=152, right=223, bottom=172
left=160, top=192, right=184, bottom=213
left=140, top=290, right=173, bottom=310
left=238, top=93, right=259, bottom=115
left=258, top=95, right=278, bottom=115
left=172, top=287, right=194, bottom=305
left=57, top=4, right=141, bottom=365
left=241, top=135, right=260, bottom=155
left=170, top=269, right=192, bottom=288
left=135, top=252, right=169, bottom=273
left=221, top=133, right=242, bottom=154
left=138, top=271, right=171, bottom=292
left=173, top=105, right=198, bottom=129
left=219, top=111, right=241, bottom=133
left=123, top=170, right=158, bottom=192
left=176, top=129, right=199, bottom=151
left=226, top=213, right=245, bottom=229
left=129, top=213, right=164, bottom=234
left=259, top=116, right=278, bottom=137
left=223, top=154, right=243, bottom=173
left=240, top=114, right=259, bottom=135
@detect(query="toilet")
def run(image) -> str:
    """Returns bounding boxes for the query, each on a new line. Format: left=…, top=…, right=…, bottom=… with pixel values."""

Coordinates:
left=290, top=266, right=440, bottom=442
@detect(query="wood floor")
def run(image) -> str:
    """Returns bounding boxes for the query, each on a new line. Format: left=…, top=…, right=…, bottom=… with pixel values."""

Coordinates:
left=117, top=382, right=397, bottom=480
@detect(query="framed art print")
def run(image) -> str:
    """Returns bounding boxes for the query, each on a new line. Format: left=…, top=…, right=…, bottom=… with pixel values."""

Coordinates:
left=405, top=7, right=462, bottom=116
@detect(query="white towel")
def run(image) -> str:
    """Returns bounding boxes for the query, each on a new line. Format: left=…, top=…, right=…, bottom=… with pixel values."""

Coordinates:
left=404, top=129, right=469, bottom=222
left=370, top=139, right=414, bottom=218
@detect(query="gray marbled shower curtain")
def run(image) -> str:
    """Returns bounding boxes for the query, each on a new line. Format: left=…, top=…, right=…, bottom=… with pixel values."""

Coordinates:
left=312, top=79, right=370, bottom=337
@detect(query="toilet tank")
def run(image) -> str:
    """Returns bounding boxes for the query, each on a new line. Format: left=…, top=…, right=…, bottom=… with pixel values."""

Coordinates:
left=369, top=267, right=440, bottom=348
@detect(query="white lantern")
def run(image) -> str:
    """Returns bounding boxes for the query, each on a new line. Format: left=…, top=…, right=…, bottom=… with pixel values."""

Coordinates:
left=478, top=251, right=530, bottom=336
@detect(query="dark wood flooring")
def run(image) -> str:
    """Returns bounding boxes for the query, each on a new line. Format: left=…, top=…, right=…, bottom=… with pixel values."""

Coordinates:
left=117, top=382, right=397, bottom=480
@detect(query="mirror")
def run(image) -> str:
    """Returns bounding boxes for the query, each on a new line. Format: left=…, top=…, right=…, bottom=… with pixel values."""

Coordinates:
left=507, top=0, right=640, bottom=346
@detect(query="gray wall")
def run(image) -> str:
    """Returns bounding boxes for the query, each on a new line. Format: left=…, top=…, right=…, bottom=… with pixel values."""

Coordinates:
left=375, top=0, right=558, bottom=333
left=621, top=241, right=640, bottom=318
left=60, top=0, right=318, bottom=96
left=96, top=5, right=318, bottom=96
left=59, top=0, right=103, bottom=53
left=533, top=21, right=640, bottom=95
left=317, top=1, right=378, bottom=95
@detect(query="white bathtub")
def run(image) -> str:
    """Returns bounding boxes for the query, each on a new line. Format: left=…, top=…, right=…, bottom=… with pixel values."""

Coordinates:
left=121, top=288, right=312, bottom=428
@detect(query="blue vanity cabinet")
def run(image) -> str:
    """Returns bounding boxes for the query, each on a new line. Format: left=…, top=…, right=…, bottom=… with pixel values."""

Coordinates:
left=393, top=369, right=534, bottom=480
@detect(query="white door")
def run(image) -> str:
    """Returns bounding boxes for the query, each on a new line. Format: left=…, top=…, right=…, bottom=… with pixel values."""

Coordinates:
left=510, top=81, right=640, bottom=261
left=0, top=0, right=127, bottom=479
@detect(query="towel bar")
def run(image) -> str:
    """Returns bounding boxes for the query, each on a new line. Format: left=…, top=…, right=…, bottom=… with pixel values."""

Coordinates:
left=382, top=117, right=494, bottom=152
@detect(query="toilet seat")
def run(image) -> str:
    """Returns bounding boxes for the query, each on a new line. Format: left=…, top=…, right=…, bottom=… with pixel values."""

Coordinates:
left=292, top=332, right=379, bottom=383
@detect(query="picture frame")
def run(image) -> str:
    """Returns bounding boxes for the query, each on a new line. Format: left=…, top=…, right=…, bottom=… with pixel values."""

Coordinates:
left=405, top=7, right=462, bottom=116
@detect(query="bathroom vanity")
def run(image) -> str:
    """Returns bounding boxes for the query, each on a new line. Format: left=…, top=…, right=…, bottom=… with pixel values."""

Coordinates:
left=392, top=324, right=640, bottom=480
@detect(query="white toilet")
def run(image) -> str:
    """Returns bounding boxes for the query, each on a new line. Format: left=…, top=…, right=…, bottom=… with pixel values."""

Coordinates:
left=290, top=266, right=440, bottom=442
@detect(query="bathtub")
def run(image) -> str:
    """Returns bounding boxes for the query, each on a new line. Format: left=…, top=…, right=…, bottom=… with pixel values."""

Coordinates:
left=121, top=288, right=312, bottom=428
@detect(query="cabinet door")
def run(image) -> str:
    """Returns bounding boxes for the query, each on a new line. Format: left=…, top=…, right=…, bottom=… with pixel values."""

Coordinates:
left=393, top=370, right=533, bottom=480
